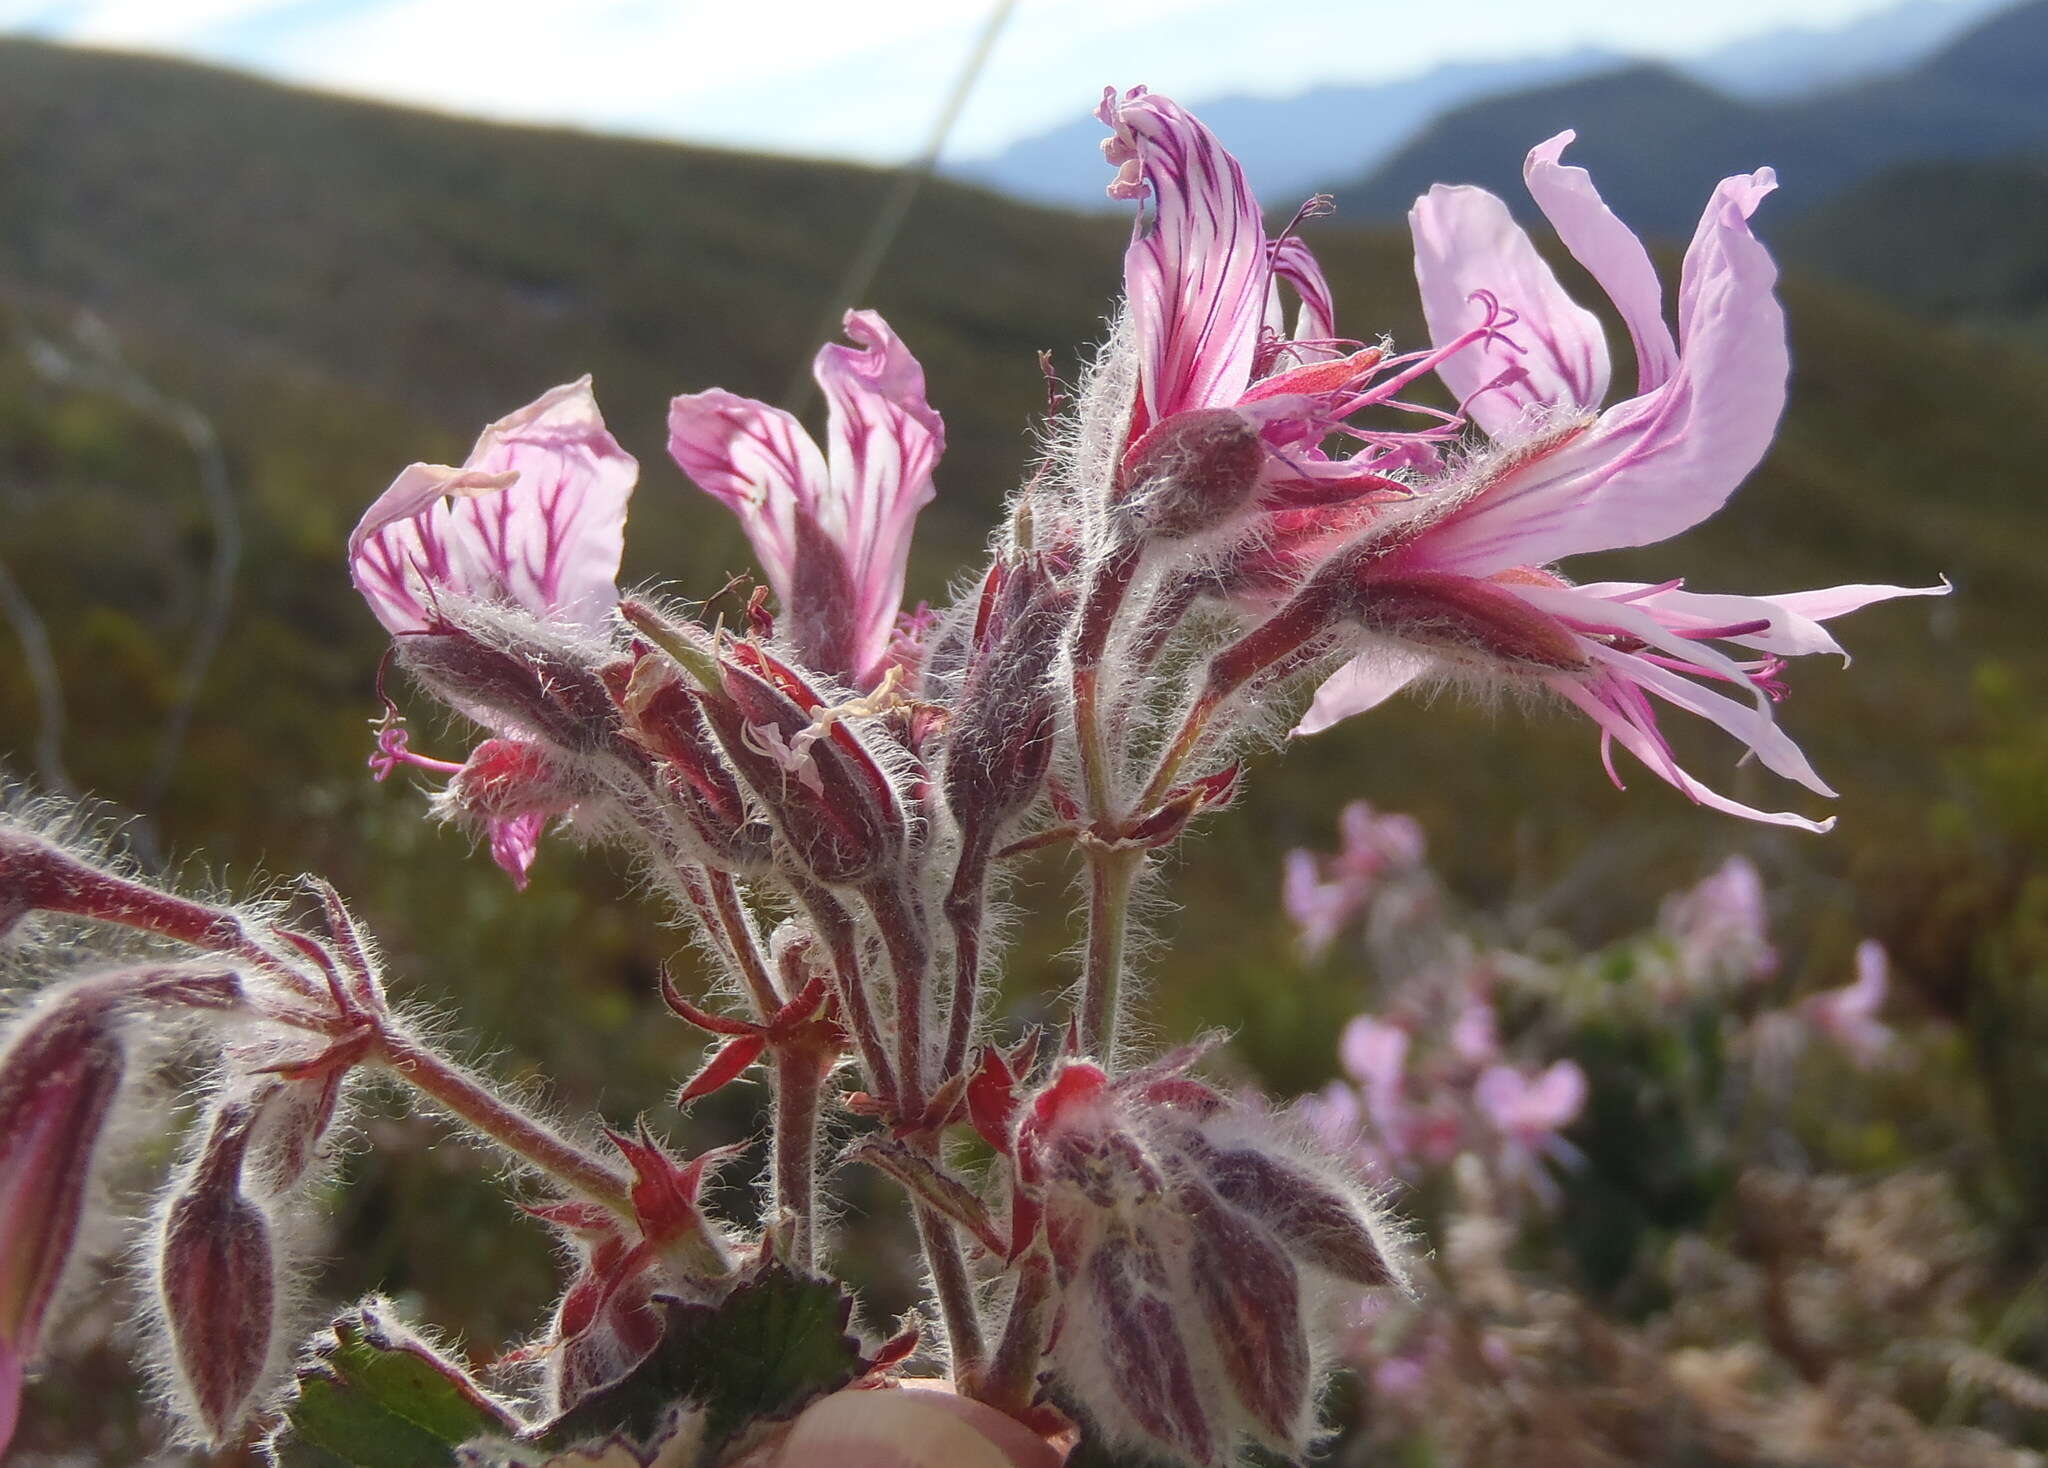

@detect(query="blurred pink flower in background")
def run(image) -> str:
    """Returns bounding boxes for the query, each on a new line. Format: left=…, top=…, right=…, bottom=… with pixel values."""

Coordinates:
left=1805, top=939, right=1895, bottom=1067
left=1282, top=800, right=1429, bottom=957
left=1658, top=854, right=1779, bottom=991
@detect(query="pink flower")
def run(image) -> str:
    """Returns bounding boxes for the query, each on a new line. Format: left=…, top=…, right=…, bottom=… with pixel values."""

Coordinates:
left=1281, top=801, right=1428, bottom=956
left=349, top=378, right=635, bottom=636
left=349, top=379, right=635, bottom=885
left=1805, top=939, right=1894, bottom=1067
left=1296, top=133, right=1947, bottom=831
left=1095, top=88, right=1469, bottom=536
left=668, top=310, right=943, bottom=691
left=1660, top=855, right=1777, bottom=988
left=1473, top=1059, right=1587, bottom=1201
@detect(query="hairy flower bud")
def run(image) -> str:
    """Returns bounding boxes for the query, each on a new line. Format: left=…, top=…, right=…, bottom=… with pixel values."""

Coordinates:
left=942, top=557, right=1069, bottom=840
left=612, top=653, right=774, bottom=872
left=1115, top=407, right=1267, bottom=543
left=1015, top=1057, right=1406, bottom=1465
left=0, top=827, right=268, bottom=959
left=1352, top=568, right=1590, bottom=674
left=696, top=646, right=907, bottom=887
left=158, top=1102, right=277, bottom=1446
left=0, top=988, right=125, bottom=1453
left=396, top=626, right=621, bottom=754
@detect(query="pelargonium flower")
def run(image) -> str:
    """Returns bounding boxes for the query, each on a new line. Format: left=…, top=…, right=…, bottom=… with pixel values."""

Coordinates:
left=1093, top=88, right=1478, bottom=550
left=1471, top=1060, right=1587, bottom=1204
left=348, top=378, right=637, bottom=885
left=668, top=310, right=943, bottom=692
left=1295, top=133, right=1947, bottom=830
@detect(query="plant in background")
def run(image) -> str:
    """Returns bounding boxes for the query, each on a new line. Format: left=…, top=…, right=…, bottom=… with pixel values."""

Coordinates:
left=0, top=83, right=1944, bottom=1468
left=1284, top=814, right=2045, bottom=1466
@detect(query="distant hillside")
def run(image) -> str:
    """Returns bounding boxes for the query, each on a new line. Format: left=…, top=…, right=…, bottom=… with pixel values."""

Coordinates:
left=960, top=49, right=1622, bottom=211
left=961, top=0, right=2017, bottom=210
left=1781, top=153, right=2048, bottom=343
left=1341, top=0, right=2048, bottom=235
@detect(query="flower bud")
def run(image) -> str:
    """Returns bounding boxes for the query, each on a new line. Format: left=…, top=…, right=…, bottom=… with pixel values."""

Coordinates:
left=158, top=1102, right=277, bottom=1446
left=1016, top=1058, right=1407, bottom=1466
left=0, top=827, right=266, bottom=958
left=942, top=557, right=1069, bottom=840
left=697, top=647, right=906, bottom=887
left=1116, top=408, right=1267, bottom=543
left=396, top=626, right=621, bottom=753
left=0, top=988, right=125, bottom=1453
left=612, top=654, right=774, bottom=872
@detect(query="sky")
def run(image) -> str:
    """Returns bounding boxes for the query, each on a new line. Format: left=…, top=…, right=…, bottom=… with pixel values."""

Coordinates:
left=0, top=0, right=1988, bottom=164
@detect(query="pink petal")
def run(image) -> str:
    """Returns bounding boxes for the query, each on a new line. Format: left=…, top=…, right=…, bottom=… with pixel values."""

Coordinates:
left=1267, top=234, right=1338, bottom=344
left=813, top=310, right=945, bottom=685
left=1410, top=182, right=1609, bottom=436
left=1547, top=673, right=1833, bottom=832
left=1761, top=579, right=1952, bottom=632
left=1850, top=938, right=1889, bottom=1013
left=1523, top=132, right=1679, bottom=393
left=667, top=386, right=832, bottom=607
left=1293, top=648, right=1432, bottom=736
left=1100, top=86, right=1269, bottom=429
left=486, top=811, right=546, bottom=891
left=1423, top=169, right=1786, bottom=574
left=350, top=379, right=635, bottom=635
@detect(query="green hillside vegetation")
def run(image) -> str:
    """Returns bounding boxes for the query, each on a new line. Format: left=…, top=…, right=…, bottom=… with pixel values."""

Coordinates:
left=2, top=39, right=2045, bottom=1459
left=1781, top=152, right=2048, bottom=346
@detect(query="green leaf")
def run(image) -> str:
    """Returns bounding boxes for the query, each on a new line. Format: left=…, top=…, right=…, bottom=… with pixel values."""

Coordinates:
left=267, top=1300, right=520, bottom=1468
left=533, top=1262, right=866, bottom=1457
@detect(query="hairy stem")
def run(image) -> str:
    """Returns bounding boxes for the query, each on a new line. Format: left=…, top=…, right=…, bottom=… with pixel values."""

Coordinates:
left=703, top=868, right=783, bottom=1017
left=1070, top=540, right=1143, bottom=817
left=1078, top=845, right=1142, bottom=1061
left=373, top=1028, right=633, bottom=1216
left=915, top=1200, right=988, bottom=1384
left=978, top=1257, right=1054, bottom=1416
left=862, top=876, right=931, bottom=1119
left=793, top=881, right=899, bottom=1113
left=940, top=841, right=991, bottom=1082
left=772, top=1046, right=825, bottom=1271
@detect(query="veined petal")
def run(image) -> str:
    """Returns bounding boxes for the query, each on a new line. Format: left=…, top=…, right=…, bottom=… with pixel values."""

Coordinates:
left=1293, top=648, right=1432, bottom=736
left=350, top=379, right=635, bottom=635
left=1548, top=673, right=1834, bottom=832
left=1410, top=182, right=1609, bottom=436
left=1524, top=132, right=1679, bottom=392
left=1266, top=235, right=1338, bottom=344
left=1585, top=641, right=1834, bottom=797
left=1423, top=170, right=1786, bottom=574
left=814, top=310, right=945, bottom=684
left=1573, top=578, right=1949, bottom=661
left=667, top=386, right=832, bottom=606
left=349, top=466, right=519, bottom=633
left=1762, top=579, right=1952, bottom=628
left=1100, top=86, right=1269, bottom=429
